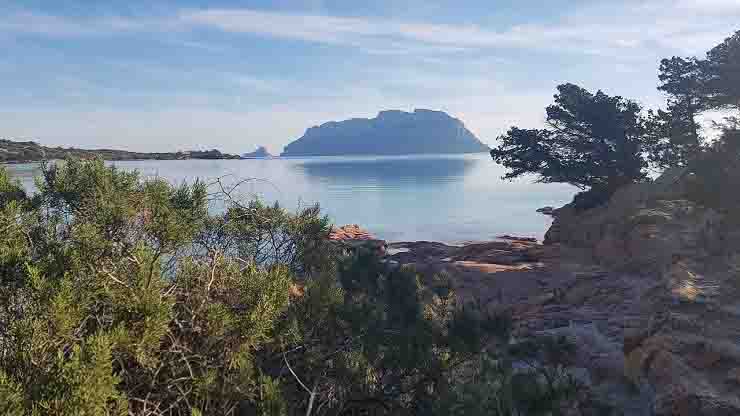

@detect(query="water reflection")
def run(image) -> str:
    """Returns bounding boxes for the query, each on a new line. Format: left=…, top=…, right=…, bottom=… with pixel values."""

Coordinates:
left=293, top=155, right=477, bottom=184
left=3, top=155, right=575, bottom=242
left=4, top=163, right=42, bottom=192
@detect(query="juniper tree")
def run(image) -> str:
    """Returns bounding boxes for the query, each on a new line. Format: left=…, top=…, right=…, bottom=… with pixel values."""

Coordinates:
left=644, top=57, right=708, bottom=168
left=490, top=83, right=648, bottom=209
left=702, top=30, right=740, bottom=111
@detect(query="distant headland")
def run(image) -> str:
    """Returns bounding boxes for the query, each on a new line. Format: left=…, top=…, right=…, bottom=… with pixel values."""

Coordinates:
left=281, top=109, right=489, bottom=156
left=0, top=139, right=241, bottom=163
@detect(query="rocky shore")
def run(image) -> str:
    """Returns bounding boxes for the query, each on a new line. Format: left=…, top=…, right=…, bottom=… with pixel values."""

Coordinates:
left=330, top=169, right=740, bottom=415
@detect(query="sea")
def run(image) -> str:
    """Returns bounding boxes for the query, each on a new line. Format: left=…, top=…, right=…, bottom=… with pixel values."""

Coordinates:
left=4, top=153, right=576, bottom=243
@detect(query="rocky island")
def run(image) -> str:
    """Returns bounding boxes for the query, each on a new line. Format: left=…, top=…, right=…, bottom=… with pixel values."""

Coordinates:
left=281, top=109, right=489, bottom=156
left=241, top=146, right=274, bottom=159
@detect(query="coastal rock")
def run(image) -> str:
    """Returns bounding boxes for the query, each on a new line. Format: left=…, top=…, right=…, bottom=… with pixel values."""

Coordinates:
left=331, top=165, right=740, bottom=415
left=542, top=169, right=740, bottom=415
left=329, top=224, right=386, bottom=255
left=386, top=237, right=652, bottom=413
left=376, top=167, right=740, bottom=414
left=329, top=224, right=377, bottom=241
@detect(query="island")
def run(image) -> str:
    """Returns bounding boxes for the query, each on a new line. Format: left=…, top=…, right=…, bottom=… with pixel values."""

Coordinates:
left=280, top=109, right=489, bottom=156
left=241, top=146, right=274, bottom=159
left=0, top=139, right=241, bottom=163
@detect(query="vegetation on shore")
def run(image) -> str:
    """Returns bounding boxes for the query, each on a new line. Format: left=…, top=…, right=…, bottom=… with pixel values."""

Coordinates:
left=0, top=139, right=241, bottom=163
left=491, top=30, right=740, bottom=210
left=0, top=158, right=577, bottom=415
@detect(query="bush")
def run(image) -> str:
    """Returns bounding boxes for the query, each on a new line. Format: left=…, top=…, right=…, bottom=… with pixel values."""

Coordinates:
left=0, top=158, right=577, bottom=415
left=435, top=336, right=580, bottom=416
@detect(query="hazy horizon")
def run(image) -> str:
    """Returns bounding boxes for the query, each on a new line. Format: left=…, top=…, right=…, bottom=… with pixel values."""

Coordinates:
left=2, top=0, right=739, bottom=154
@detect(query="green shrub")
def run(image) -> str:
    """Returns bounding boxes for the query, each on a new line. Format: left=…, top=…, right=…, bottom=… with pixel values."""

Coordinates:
left=0, top=158, right=577, bottom=415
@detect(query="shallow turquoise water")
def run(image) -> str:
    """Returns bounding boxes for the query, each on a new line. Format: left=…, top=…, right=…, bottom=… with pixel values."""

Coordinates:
left=5, top=154, right=576, bottom=243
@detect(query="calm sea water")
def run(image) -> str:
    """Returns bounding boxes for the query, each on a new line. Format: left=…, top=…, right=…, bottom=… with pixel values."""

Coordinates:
left=5, top=154, right=575, bottom=243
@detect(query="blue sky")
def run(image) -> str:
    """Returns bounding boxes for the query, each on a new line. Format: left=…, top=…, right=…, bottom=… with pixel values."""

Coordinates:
left=2, top=0, right=738, bottom=154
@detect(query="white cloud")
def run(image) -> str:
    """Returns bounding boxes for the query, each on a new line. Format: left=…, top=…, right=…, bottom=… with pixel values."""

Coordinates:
left=0, top=11, right=93, bottom=36
left=176, top=4, right=739, bottom=56
left=2, top=3, right=737, bottom=57
left=671, top=0, right=740, bottom=13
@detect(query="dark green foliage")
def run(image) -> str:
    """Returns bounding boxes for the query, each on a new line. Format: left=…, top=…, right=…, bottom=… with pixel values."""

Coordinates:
left=644, top=108, right=702, bottom=169
left=0, top=168, right=26, bottom=207
left=0, top=158, right=576, bottom=415
left=649, top=31, right=740, bottom=211
left=490, top=83, right=648, bottom=191
left=215, top=200, right=335, bottom=277
left=645, top=57, right=706, bottom=168
left=702, top=30, right=740, bottom=111
left=645, top=31, right=740, bottom=169
left=434, top=336, right=580, bottom=416
left=658, top=56, right=706, bottom=115
left=275, top=251, right=516, bottom=414
left=0, top=158, right=299, bottom=415
left=491, top=29, right=740, bottom=212
left=570, top=186, right=615, bottom=212
left=686, top=126, right=740, bottom=211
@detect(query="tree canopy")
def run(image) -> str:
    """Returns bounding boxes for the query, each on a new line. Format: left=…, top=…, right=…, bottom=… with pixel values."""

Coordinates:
left=490, top=83, right=648, bottom=191
left=702, top=30, right=740, bottom=111
left=491, top=29, right=740, bottom=199
left=647, top=30, right=740, bottom=168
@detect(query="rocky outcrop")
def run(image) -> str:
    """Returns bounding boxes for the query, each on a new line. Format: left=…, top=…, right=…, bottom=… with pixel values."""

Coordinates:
left=383, top=237, right=652, bottom=413
left=335, top=174, right=740, bottom=415
left=280, top=109, right=489, bottom=156
left=328, top=224, right=386, bottom=256
left=241, top=146, right=273, bottom=159
left=542, top=169, right=740, bottom=415
left=375, top=168, right=740, bottom=414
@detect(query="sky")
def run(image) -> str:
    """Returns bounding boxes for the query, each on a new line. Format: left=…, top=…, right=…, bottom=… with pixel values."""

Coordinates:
left=1, top=0, right=739, bottom=154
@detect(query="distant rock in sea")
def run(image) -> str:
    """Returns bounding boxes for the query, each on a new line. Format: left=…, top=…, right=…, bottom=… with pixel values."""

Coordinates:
left=281, top=109, right=489, bottom=156
left=242, top=146, right=273, bottom=159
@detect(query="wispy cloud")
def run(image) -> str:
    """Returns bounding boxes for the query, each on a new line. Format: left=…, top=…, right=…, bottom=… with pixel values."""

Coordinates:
left=2, top=3, right=737, bottom=56
left=177, top=7, right=731, bottom=56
